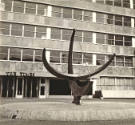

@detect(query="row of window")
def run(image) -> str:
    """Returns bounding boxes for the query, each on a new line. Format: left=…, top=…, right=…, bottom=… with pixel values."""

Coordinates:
left=0, top=46, right=133, bottom=67
left=2, top=0, right=134, bottom=27
left=0, top=22, right=132, bottom=46
left=98, top=77, right=135, bottom=90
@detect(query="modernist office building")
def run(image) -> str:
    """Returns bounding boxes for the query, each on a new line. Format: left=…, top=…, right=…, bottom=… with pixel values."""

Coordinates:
left=0, top=0, right=135, bottom=98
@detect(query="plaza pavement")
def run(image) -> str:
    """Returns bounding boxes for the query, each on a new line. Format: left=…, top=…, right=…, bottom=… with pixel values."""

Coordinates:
left=1, top=98, right=135, bottom=121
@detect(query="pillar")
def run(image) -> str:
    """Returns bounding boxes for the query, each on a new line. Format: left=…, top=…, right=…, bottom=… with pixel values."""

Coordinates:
left=47, top=6, right=52, bottom=17
left=45, top=78, right=49, bottom=98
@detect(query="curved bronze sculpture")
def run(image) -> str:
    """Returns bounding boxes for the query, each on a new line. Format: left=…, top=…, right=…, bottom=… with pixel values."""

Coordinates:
left=42, top=29, right=115, bottom=105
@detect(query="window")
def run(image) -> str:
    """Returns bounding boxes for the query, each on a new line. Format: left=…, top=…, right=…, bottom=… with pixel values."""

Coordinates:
left=10, top=48, right=21, bottom=61
left=106, top=0, right=114, bottom=5
left=73, top=52, right=82, bottom=64
left=115, top=35, right=123, bottom=46
left=96, top=54, right=105, bottom=65
left=96, top=33, right=106, bottom=44
left=23, top=49, right=33, bottom=61
left=36, top=26, right=46, bottom=39
left=124, top=36, right=132, bottom=46
left=0, top=22, right=10, bottom=35
left=96, top=0, right=105, bottom=4
left=83, top=53, right=92, bottom=65
left=11, top=23, right=22, bottom=36
left=74, top=31, right=82, bottom=42
left=37, top=4, right=47, bottom=16
left=114, top=0, right=121, bottom=6
left=116, top=56, right=124, bottom=66
left=107, top=14, right=114, bottom=24
left=83, top=11, right=92, bottom=22
left=83, top=31, right=92, bottom=43
left=35, top=49, right=42, bottom=62
left=0, top=46, right=8, bottom=60
left=115, top=15, right=122, bottom=26
left=134, top=0, right=135, bottom=9
left=24, top=25, right=35, bottom=37
left=50, top=50, right=60, bottom=63
left=63, top=8, right=72, bottom=19
left=62, top=29, right=72, bottom=41
left=96, top=13, right=105, bottom=24
left=13, top=1, right=24, bottom=13
left=25, top=2, right=36, bottom=14
left=51, top=28, right=61, bottom=40
left=2, top=0, right=13, bottom=11
left=73, top=9, right=82, bottom=20
left=125, top=56, right=133, bottom=67
left=107, top=34, right=115, bottom=45
left=123, top=0, right=130, bottom=8
left=123, top=16, right=131, bottom=27
left=61, top=51, right=68, bottom=63
left=52, top=6, right=62, bottom=18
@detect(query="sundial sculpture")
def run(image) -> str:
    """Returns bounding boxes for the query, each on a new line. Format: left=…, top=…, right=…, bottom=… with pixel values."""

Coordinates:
left=42, top=29, right=115, bottom=105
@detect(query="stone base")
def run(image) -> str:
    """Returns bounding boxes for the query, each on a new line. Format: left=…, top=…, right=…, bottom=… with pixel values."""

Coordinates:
left=1, top=101, right=135, bottom=121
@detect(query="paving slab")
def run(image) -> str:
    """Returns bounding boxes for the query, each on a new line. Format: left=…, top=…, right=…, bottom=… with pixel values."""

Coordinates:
left=1, top=101, right=135, bottom=121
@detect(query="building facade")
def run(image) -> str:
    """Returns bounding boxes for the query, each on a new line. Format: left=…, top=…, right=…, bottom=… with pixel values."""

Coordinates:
left=0, top=0, right=135, bottom=98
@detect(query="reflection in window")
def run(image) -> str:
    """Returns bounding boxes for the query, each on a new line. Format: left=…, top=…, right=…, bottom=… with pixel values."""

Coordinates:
left=107, top=34, right=114, bottom=45
left=61, top=51, right=68, bottom=63
left=73, top=52, right=82, bottom=64
left=83, top=31, right=92, bottom=42
left=0, top=22, right=10, bottom=35
left=0, top=46, right=8, bottom=60
left=24, top=25, right=35, bottom=37
left=51, top=28, right=61, bottom=39
left=23, top=49, right=33, bottom=61
left=96, top=33, right=105, bottom=44
left=83, top=11, right=92, bottom=22
left=116, top=56, right=124, bottom=66
left=11, top=23, right=22, bottom=36
left=125, top=56, right=133, bottom=67
left=107, top=14, right=114, bottom=24
left=73, top=9, right=82, bottom=20
left=124, top=36, right=132, bottom=46
left=35, top=49, right=42, bottom=62
left=74, top=31, right=82, bottom=42
left=25, top=2, right=36, bottom=14
left=96, top=54, right=105, bottom=65
left=37, top=4, right=47, bottom=16
left=83, top=53, right=92, bottom=65
left=50, top=50, right=60, bottom=63
left=36, top=26, right=46, bottom=39
left=52, top=6, right=62, bottom=18
left=62, top=29, right=72, bottom=41
left=13, top=1, right=24, bottom=13
left=115, top=15, right=122, bottom=26
left=10, top=48, right=21, bottom=61
left=63, top=8, right=72, bottom=19
left=115, top=35, right=123, bottom=46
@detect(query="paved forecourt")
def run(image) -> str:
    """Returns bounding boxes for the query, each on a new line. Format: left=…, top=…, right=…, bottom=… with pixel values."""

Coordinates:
left=1, top=100, right=135, bottom=121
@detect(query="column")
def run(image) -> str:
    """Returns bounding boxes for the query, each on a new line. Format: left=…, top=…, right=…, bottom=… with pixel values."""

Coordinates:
left=47, top=6, right=52, bottom=17
left=92, top=79, right=97, bottom=95
left=131, top=18, right=134, bottom=28
left=93, top=54, right=96, bottom=66
left=130, top=0, right=134, bottom=9
left=132, top=37, right=135, bottom=47
left=46, top=50, right=50, bottom=62
left=46, top=28, right=51, bottom=39
left=0, top=0, right=4, bottom=11
left=92, top=12, right=96, bottom=23
left=92, top=33, right=96, bottom=44
left=45, top=78, right=49, bottom=98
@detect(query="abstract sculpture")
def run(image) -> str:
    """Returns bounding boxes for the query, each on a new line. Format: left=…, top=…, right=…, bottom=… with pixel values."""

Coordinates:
left=42, top=29, right=115, bottom=105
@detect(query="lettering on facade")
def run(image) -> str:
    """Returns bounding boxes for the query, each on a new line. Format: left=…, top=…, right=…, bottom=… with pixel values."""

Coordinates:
left=6, top=72, right=35, bottom=77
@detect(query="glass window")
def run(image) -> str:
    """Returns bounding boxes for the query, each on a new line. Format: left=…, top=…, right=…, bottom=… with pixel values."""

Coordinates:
left=83, top=53, right=92, bottom=65
left=74, top=31, right=82, bottom=42
left=123, top=0, right=130, bottom=8
left=124, top=36, right=132, bottom=46
left=134, top=0, right=135, bottom=9
left=52, top=6, right=62, bottom=18
left=83, top=11, right=92, bottom=22
left=11, top=23, right=22, bottom=36
left=96, top=13, right=105, bottom=24
left=37, top=4, right=47, bottom=16
left=114, top=0, right=121, bottom=6
left=0, top=22, right=10, bottom=35
left=61, top=51, right=68, bottom=63
left=115, top=35, right=123, bottom=46
left=51, top=28, right=61, bottom=40
left=24, top=25, right=35, bottom=37
left=50, top=50, right=60, bottom=63
left=2, top=0, right=13, bottom=11
left=115, top=15, right=122, bottom=26
left=96, top=33, right=105, bottom=44
left=25, top=2, right=36, bottom=14
left=0, top=46, right=8, bottom=60
left=10, top=48, right=21, bottom=61
left=125, top=56, right=133, bottom=67
left=73, top=9, right=82, bottom=20
left=73, top=52, right=82, bottom=64
left=63, top=8, right=72, bottom=19
left=23, top=49, right=33, bottom=61
left=106, top=0, right=114, bottom=5
left=13, top=0, right=24, bottom=13
left=96, top=54, right=105, bottom=65
left=107, top=14, right=114, bottom=24
left=123, top=16, right=131, bottom=27
left=96, top=0, right=105, bottom=4
left=83, top=31, right=92, bottom=43
left=36, top=26, right=46, bottom=39
left=35, top=49, right=42, bottom=62
left=116, top=56, right=124, bottom=66
left=107, top=34, right=115, bottom=45
left=62, top=29, right=72, bottom=41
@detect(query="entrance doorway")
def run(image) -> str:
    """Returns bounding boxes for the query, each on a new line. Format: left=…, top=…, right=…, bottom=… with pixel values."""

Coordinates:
left=49, top=79, right=71, bottom=95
